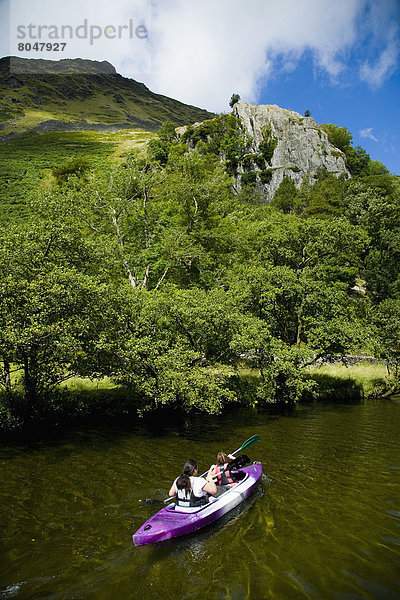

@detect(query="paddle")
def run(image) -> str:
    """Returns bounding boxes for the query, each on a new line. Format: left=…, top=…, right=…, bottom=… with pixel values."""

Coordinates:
left=199, top=434, right=259, bottom=477
left=161, top=434, right=260, bottom=503
left=223, top=453, right=250, bottom=472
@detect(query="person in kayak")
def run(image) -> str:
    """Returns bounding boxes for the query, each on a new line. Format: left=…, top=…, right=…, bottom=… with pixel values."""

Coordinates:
left=168, top=459, right=217, bottom=510
left=209, top=452, right=236, bottom=487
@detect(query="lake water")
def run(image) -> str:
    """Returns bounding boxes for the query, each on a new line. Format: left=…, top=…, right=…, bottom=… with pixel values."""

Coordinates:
left=1, top=398, right=400, bottom=599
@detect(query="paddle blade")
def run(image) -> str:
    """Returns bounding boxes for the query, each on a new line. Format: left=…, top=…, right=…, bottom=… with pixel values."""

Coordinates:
left=229, top=454, right=250, bottom=471
left=239, top=434, right=260, bottom=451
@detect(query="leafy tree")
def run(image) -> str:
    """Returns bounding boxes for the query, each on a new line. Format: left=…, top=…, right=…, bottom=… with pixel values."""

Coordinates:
left=322, top=123, right=353, bottom=152
left=344, top=174, right=400, bottom=302
left=0, top=211, right=121, bottom=425
left=110, top=286, right=244, bottom=413
left=271, top=175, right=301, bottom=213
left=229, top=93, right=241, bottom=108
left=225, top=214, right=368, bottom=359
left=301, top=172, right=345, bottom=218
left=0, top=269, right=115, bottom=413
left=366, top=160, right=389, bottom=176
left=372, top=299, right=400, bottom=386
left=321, top=124, right=375, bottom=177
left=147, top=138, right=170, bottom=165
left=157, top=121, right=178, bottom=143
left=304, top=110, right=311, bottom=117
left=345, top=145, right=370, bottom=176
left=147, top=122, right=179, bottom=165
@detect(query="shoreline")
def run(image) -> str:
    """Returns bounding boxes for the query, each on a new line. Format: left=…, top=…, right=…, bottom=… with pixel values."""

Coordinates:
left=1, top=361, right=396, bottom=440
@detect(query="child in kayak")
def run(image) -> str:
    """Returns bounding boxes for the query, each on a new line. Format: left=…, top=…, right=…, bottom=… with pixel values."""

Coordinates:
left=209, top=452, right=237, bottom=487
left=168, top=459, right=217, bottom=511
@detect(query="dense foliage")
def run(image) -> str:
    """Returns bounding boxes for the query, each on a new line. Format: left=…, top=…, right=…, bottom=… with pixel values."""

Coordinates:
left=1, top=113, right=399, bottom=431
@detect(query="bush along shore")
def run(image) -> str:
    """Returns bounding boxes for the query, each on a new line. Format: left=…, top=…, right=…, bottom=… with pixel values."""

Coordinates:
left=1, top=115, right=400, bottom=436
left=0, top=361, right=394, bottom=436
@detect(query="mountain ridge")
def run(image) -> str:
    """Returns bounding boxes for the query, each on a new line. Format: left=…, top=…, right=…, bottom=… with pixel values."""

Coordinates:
left=0, top=56, right=215, bottom=137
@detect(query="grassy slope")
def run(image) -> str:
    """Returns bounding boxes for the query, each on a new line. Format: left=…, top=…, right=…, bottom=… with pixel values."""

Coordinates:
left=0, top=56, right=215, bottom=222
left=0, top=57, right=215, bottom=134
left=306, top=362, right=387, bottom=399
left=0, top=129, right=156, bottom=222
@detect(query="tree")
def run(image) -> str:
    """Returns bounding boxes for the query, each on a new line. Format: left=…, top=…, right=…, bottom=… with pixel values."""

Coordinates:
left=157, top=121, right=178, bottom=143
left=322, top=123, right=353, bottom=152
left=372, top=299, right=400, bottom=386
left=304, top=110, right=311, bottom=117
left=345, top=145, right=370, bottom=176
left=110, top=286, right=245, bottom=414
left=271, top=176, right=301, bottom=213
left=0, top=216, right=123, bottom=426
left=229, top=93, right=241, bottom=108
left=224, top=213, right=368, bottom=360
left=301, top=172, right=345, bottom=218
left=344, top=174, right=400, bottom=302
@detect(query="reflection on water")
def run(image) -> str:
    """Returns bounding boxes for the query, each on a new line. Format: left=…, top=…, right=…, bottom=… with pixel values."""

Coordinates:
left=1, top=400, right=400, bottom=599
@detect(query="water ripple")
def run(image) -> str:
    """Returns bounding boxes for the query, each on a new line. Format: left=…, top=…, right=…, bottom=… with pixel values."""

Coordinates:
left=1, top=400, right=400, bottom=599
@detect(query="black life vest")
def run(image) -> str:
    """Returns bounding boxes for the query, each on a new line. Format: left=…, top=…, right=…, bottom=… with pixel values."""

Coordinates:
left=214, top=463, right=235, bottom=486
left=175, top=477, right=209, bottom=507
left=176, top=491, right=208, bottom=507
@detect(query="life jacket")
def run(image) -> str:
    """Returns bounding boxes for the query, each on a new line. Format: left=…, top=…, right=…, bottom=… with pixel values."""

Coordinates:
left=175, top=477, right=209, bottom=507
left=214, top=463, right=235, bottom=486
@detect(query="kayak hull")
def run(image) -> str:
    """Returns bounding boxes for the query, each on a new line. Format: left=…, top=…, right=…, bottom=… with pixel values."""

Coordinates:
left=133, top=462, right=262, bottom=546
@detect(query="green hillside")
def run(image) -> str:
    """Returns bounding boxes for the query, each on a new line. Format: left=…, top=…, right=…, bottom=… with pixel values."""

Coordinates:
left=0, top=129, right=157, bottom=221
left=0, top=56, right=215, bottom=135
left=1, top=59, right=399, bottom=434
left=0, top=56, right=216, bottom=222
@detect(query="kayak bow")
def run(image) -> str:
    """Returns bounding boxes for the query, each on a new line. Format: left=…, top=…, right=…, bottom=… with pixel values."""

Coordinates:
left=133, top=462, right=262, bottom=546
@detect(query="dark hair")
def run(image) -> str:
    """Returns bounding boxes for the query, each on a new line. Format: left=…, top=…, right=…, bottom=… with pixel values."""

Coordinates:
left=217, top=452, right=230, bottom=465
left=176, top=459, right=198, bottom=495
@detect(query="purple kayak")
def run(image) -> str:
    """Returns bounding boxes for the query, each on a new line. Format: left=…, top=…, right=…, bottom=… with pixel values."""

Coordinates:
left=133, top=462, right=262, bottom=546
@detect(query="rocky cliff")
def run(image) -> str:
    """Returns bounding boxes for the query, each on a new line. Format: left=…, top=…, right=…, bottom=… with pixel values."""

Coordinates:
left=233, top=103, right=350, bottom=198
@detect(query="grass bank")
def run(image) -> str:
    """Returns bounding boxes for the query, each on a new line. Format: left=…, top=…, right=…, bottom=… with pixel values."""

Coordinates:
left=306, top=361, right=388, bottom=400
left=0, top=362, right=392, bottom=437
left=238, top=361, right=389, bottom=404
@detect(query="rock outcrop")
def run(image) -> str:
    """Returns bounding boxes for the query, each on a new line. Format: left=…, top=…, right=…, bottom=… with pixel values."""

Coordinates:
left=233, top=103, right=350, bottom=198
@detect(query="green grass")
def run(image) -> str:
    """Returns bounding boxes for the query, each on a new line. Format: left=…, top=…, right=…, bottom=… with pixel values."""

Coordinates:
left=61, top=376, right=119, bottom=392
left=237, top=361, right=388, bottom=402
left=0, top=129, right=155, bottom=222
left=306, top=361, right=388, bottom=399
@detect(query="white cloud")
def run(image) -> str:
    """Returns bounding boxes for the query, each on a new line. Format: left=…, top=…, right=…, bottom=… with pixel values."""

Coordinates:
left=146, top=0, right=366, bottom=110
left=359, top=0, right=399, bottom=87
left=360, top=128, right=378, bottom=142
left=1, top=0, right=398, bottom=111
left=6, top=0, right=152, bottom=77
left=360, top=40, right=399, bottom=88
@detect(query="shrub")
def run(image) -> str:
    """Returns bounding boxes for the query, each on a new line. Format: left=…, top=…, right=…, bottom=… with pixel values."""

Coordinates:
left=52, top=158, right=91, bottom=184
left=259, top=170, right=273, bottom=184
left=241, top=171, right=257, bottom=185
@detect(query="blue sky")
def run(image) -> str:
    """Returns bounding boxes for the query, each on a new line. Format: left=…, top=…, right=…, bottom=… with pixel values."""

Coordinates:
left=1, top=0, right=399, bottom=174
left=257, top=51, right=400, bottom=174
